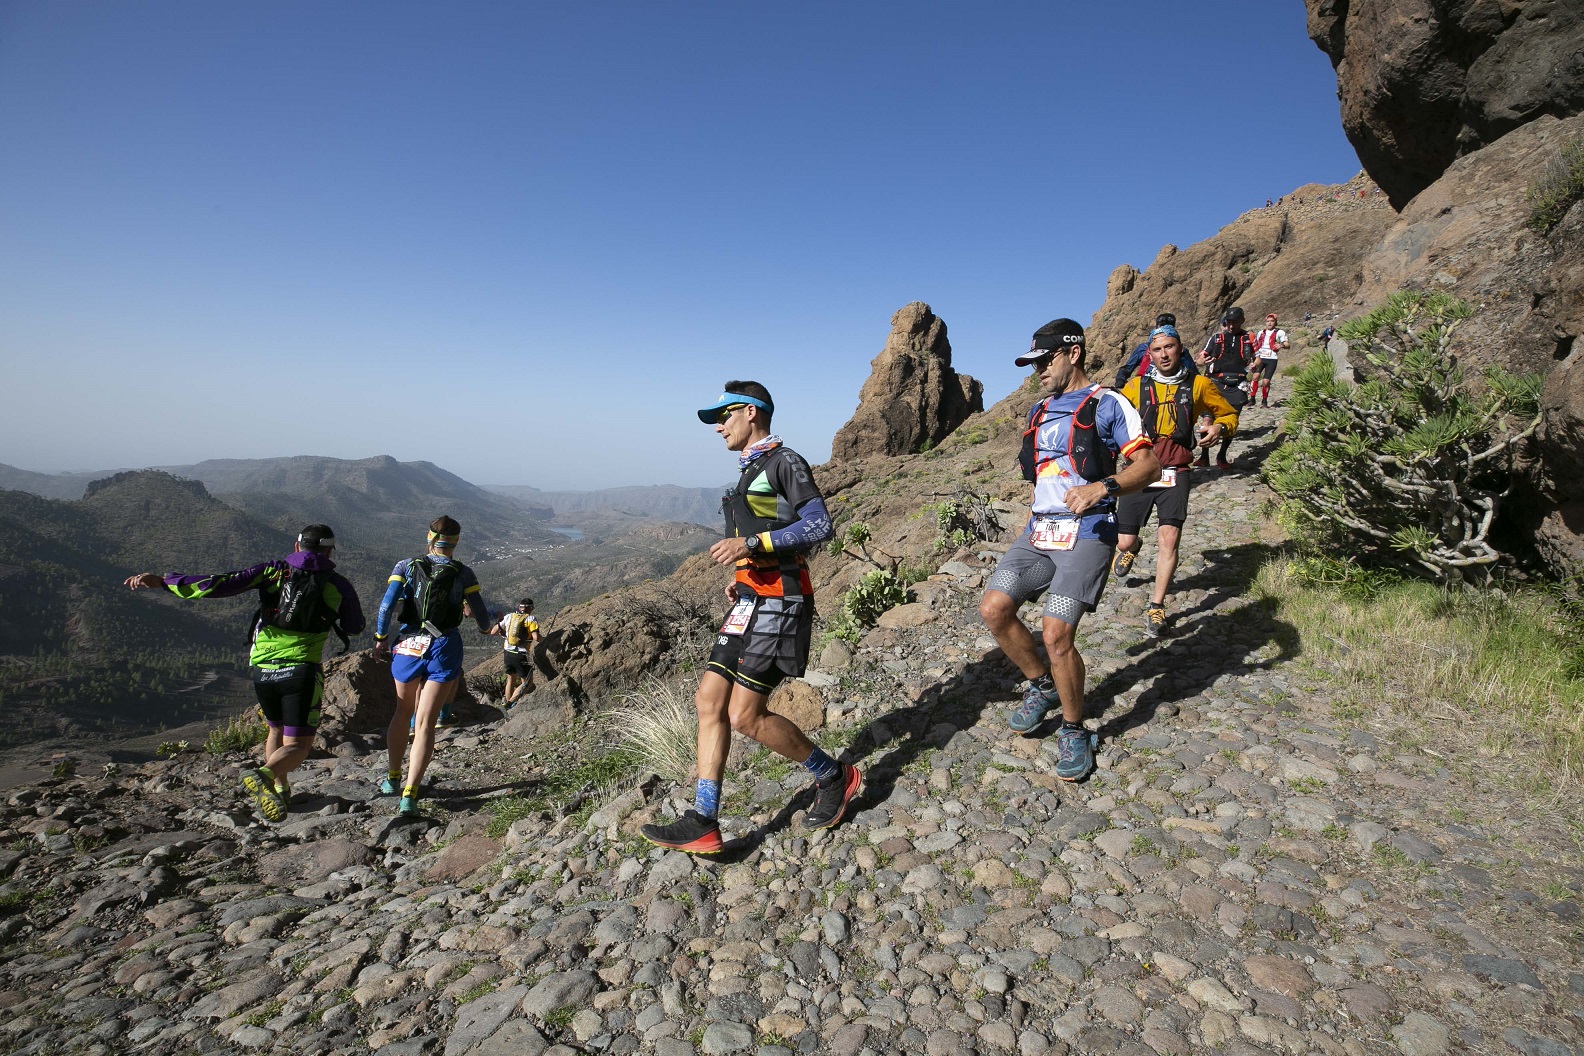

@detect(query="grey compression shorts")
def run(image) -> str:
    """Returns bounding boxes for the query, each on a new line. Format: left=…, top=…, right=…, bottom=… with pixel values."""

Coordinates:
left=984, top=532, right=1114, bottom=626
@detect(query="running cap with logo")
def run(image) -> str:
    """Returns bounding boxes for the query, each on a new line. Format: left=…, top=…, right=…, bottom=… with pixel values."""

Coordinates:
left=1015, top=318, right=1085, bottom=365
left=696, top=391, right=772, bottom=424
left=1222, top=306, right=1246, bottom=325
left=298, top=524, right=336, bottom=550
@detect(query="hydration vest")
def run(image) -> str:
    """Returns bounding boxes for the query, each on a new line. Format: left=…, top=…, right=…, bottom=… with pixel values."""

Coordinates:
left=1018, top=386, right=1117, bottom=485
left=401, top=556, right=466, bottom=633
left=1141, top=377, right=1197, bottom=447
left=253, top=562, right=349, bottom=654
left=723, top=446, right=798, bottom=540
left=1203, top=331, right=1253, bottom=378
left=722, top=446, right=812, bottom=596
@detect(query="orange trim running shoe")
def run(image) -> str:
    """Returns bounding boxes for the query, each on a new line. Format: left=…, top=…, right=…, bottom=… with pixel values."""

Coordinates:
left=804, top=764, right=863, bottom=830
left=641, top=810, right=724, bottom=854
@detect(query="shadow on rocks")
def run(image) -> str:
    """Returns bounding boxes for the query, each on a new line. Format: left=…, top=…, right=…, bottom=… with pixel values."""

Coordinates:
left=709, top=663, right=1006, bottom=862
left=1088, top=541, right=1301, bottom=742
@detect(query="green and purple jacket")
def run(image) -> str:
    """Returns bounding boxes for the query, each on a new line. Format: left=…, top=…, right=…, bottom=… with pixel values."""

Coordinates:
left=161, top=550, right=365, bottom=667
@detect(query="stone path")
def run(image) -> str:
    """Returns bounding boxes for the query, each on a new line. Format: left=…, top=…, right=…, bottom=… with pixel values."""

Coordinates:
left=2, top=398, right=1582, bottom=1056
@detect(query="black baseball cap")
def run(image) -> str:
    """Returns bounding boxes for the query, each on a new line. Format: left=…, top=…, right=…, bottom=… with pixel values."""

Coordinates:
left=1015, top=318, right=1085, bottom=365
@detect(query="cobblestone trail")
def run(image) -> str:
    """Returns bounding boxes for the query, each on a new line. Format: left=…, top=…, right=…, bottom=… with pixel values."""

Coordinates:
left=2, top=401, right=1581, bottom=1056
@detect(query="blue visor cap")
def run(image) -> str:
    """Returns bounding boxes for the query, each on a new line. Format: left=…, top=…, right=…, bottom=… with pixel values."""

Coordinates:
left=696, top=392, right=771, bottom=424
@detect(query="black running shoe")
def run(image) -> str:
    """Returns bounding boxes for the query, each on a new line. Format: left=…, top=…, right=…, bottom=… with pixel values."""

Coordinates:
left=640, top=810, right=723, bottom=854
left=804, top=764, right=863, bottom=830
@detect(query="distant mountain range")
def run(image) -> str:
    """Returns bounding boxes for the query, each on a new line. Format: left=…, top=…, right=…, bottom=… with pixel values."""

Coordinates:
left=1, top=456, right=561, bottom=553
left=1, top=459, right=723, bottom=530
left=486, top=483, right=723, bottom=528
left=0, top=456, right=716, bottom=749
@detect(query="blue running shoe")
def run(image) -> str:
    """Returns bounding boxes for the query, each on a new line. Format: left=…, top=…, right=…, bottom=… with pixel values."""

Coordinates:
left=1055, top=725, right=1096, bottom=782
left=399, top=794, right=421, bottom=817
left=379, top=776, right=399, bottom=796
left=1008, top=681, right=1060, bottom=735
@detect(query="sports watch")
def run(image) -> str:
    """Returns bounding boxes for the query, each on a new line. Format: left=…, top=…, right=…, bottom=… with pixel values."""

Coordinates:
left=1102, top=477, right=1121, bottom=496
left=745, top=534, right=763, bottom=554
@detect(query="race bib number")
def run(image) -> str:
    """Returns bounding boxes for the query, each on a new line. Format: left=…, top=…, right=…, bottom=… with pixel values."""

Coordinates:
left=1258, top=349, right=1278, bottom=360
left=720, top=598, right=755, bottom=636
left=394, top=634, right=431, bottom=658
left=1148, top=467, right=1178, bottom=490
left=1029, top=517, right=1079, bottom=552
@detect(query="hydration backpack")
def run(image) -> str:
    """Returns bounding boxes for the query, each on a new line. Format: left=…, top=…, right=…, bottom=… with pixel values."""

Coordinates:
left=1018, top=386, right=1118, bottom=485
left=254, top=564, right=349, bottom=653
left=1142, top=378, right=1197, bottom=447
left=403, top=556, right=465, bottom=632
left=505, top=613, right=533, bottom=648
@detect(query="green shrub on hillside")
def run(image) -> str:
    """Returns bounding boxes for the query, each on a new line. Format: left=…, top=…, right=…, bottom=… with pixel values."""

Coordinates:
left=823, top=568, right=913, bottom=645
left=1527, top=135, right=1584, bottom=234
left=1264, top=291, right=1542, bottom=585
left=206, top=712, right=267, bottom=755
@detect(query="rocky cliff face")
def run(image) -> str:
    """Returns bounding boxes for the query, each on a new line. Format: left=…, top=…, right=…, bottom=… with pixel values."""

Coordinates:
left=830, top=302, right=984, bottom=461
left=1306, top=0, right=1584, bottom=576
left=1086, top=174, right=1395, bottom=367
left=1306, top=0, right=1584, bottom=208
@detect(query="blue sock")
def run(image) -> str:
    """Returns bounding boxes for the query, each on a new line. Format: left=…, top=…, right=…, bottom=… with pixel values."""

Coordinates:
left=693, top=778, right=721, bottom=819
left=803, top=747, right=839, bottom=784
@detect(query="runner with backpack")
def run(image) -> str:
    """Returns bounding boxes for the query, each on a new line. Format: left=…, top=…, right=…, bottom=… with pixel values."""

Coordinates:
left=1196, top=307, right=1256, bottom=468
left=979, top=318, right=1160, bottom=782
left=490, top=598, right=540, bottom=705
left=372, top=515, right=497, bottom=816
left=1249, top=312, right=1288, bottom=407
left=123, top=524, right=365, bottom=822
left=1113, top=312, right=1196, bottom=388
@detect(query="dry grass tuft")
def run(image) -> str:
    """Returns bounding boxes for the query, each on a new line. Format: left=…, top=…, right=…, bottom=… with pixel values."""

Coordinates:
left=1253, top=559, right=1584, bottom=787
left=607, top=677, right=698, bottom=784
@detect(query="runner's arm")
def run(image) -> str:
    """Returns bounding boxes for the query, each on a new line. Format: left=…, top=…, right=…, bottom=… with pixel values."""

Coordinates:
left=330, top=574, right=367, bottom=636
left=152, top=562, right=276, bottom=601
left=1193, top=377, right=1239, bottom=436
left=459, top=568, right=494, bottom=633
left=373, top=569, right=406, bottom=640
left=757, top=496, right=834, bottom=554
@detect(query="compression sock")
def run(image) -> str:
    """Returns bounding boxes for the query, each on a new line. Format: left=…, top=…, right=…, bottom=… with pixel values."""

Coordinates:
left=402, top=784, right=418, bottom=799
left=693, top=778, right=721, bottom=820
left=803, top=747, right=840, bottom=785
left=388, top=769, right=402, bottom=784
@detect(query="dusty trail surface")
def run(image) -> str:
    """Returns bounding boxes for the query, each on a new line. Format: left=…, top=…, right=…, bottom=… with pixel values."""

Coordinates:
left=2, top=403, right=1581, bottom=1056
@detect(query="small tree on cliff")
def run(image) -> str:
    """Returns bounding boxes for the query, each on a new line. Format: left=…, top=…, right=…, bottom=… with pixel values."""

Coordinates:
left=1264, top=291, right=1543, bottom=585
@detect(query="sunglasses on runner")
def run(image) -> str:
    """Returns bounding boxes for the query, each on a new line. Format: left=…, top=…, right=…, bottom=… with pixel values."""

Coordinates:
left=716, top=404, right=748, bottom=424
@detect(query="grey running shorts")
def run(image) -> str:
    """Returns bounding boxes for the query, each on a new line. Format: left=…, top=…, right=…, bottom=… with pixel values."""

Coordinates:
left=984, top=532, right=1114, bottom=624
left=1117, top=468, right=1192, bottom=533
left=707, top=589, right=812, bottom=694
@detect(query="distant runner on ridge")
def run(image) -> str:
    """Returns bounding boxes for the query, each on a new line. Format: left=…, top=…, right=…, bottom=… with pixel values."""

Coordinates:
left=489, top=597, right=540, bottom=705
left=1249, top=312, right=1289, bottom=407
left=640, top=381, right=855, bottom=855
left=124, top=524, right=365, bottom=822
left=372, top=515, right=496, bottom=817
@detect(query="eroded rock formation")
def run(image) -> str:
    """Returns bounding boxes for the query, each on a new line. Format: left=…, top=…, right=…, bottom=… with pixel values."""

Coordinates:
left=1306, top=0, right=1584, bottom=208
left=1086, top=174, right=1395, bottom=369
left=830, top=302, right=983, bottom=461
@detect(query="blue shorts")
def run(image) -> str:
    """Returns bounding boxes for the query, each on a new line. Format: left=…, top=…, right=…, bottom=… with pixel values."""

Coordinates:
left=391, top=632, right=465, bottom=684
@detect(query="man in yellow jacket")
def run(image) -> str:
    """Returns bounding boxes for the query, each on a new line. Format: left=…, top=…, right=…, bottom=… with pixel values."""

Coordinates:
left=1112, top=325, right=1240, bottom=638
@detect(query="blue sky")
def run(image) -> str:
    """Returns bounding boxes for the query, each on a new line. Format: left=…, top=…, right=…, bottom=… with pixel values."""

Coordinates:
left=0, top=2, right=1359, bottom=490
